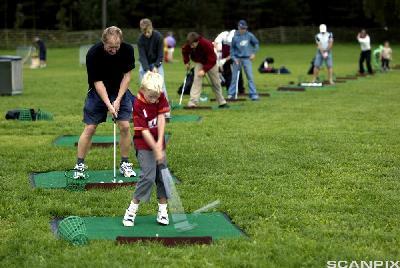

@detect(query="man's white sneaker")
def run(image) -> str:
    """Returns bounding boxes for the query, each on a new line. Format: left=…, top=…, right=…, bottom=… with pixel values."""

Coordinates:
left=73, top=163, right=86, bottom=179
left=122, top=209, right=136, bottom=227
left=120, top=162, right=136, bottom=178
left=157, top=210, right=169, bottom=225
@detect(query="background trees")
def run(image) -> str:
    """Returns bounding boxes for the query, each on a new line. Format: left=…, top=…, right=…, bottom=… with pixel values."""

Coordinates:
left=0, top=0, right=398, bottom=30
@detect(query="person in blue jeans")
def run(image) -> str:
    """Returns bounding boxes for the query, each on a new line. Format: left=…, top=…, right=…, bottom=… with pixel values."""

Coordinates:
left=228, top=20, right=259, bottom=100
left=138, top=18, right=171, bottom=118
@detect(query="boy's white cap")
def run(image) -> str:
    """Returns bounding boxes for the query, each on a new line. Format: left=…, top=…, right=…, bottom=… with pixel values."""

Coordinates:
left=319, top=24, right=327, bottom=33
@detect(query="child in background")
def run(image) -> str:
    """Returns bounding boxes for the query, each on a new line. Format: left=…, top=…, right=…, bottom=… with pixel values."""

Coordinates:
left=122, top=71, right=170, bottom=227
left=164, top=32, right=176, bottom=63
left=381, top=41, right=392, bottom=71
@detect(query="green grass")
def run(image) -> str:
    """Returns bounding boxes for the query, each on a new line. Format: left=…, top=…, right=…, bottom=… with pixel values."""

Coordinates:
left=1, top=44, right=400, bottom=267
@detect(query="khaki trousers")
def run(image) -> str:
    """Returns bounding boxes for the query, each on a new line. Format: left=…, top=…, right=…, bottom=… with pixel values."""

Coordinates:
left=188, top=63, right=226, bottom=106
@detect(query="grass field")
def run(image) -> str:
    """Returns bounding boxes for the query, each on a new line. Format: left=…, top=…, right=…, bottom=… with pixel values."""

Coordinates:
left=0, top=44, right=399, bottom=267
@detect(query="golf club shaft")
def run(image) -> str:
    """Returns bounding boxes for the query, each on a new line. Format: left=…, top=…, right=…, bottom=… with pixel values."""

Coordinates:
left=162, top=167, right=192, bottom=229
left=113, top=120, right=116, bottom=179
left=179, top=73, right=188, bottom=105
left=193, top=200, right=220, bottom=214
left=235, top=62, right=240, bottom=99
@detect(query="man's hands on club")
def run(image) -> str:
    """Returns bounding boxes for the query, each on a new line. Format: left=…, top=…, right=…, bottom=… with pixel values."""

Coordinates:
left=154, top=141, right=164, bottom=163
left=250, top=54, right=255, bottom=61
left=109, top=100, right=120, bottom=118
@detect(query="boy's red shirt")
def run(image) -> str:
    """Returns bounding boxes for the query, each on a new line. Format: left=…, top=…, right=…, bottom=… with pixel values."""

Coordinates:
left=133, top=91, right=170, bottom=150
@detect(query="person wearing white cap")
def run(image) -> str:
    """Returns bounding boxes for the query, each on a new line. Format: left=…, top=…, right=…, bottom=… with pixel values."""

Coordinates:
left=312, top=24, right=334, bottom=85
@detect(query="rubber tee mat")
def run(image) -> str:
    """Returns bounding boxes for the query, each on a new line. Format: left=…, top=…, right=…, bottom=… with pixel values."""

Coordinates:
left=53, top=133, right=171, bottom=147
left=30, top=169, right=179, bottom=190
left=51, top=212, right=246, bottom=246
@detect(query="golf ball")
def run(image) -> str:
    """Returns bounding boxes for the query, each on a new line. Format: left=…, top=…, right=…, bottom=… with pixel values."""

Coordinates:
left=156, top=234, right=159, bottom=237
left=118, top=180, right=123, bottom=183
left=100, top=181, right=104, bottom=183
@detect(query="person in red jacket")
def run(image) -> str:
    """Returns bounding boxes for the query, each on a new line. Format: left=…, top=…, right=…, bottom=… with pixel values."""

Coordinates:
left=182, top=32, right=228, bottom=108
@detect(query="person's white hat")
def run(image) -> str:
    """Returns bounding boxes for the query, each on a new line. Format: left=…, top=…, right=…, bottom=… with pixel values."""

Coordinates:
left=319, top=24, right=327, bottom=33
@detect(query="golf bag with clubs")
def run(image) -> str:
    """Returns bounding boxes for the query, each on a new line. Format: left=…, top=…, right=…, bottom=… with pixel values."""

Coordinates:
left=258, top=57, right=276, bottom=73
left=177, top=68, right=194, bottom=95
left=307, top=57, right=315, bottom=75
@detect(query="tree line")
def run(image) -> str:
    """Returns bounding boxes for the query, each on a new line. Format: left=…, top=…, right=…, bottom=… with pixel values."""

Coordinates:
left=1, top=0, right=399, bottom=31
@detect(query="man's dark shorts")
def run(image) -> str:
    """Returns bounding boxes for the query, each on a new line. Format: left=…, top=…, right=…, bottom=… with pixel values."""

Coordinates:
left=83, top=88, right=133, bottom=124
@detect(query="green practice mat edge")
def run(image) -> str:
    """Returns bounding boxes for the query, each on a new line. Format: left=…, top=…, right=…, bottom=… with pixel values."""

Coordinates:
left=169, top=114, right=202, bottom=123
left=29, top=169, right=180, bottom=189
left=53, top=133, right=171, bottom=147
left=171, top=104, right=243, bottom=110
left=50, top=212, right=247, bottom=242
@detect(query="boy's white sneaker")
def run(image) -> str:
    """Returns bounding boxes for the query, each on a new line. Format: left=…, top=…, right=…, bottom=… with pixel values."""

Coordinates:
left=157, top=209, right=169, bottom=225
left=122, top=209, right=136, bottom=227
left=120, top=162, right=136, bottom=178
left=73, top=163, right=86, bottom=179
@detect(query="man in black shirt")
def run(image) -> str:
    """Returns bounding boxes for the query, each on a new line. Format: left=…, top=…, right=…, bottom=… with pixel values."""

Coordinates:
left=74, top=26, right=136, bottom=178
left=138, top=18, right=170, bottom=118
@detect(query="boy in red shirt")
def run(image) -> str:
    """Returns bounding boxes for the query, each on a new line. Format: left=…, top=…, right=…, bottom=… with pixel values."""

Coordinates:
left=123, top=71, right=170, bottom=227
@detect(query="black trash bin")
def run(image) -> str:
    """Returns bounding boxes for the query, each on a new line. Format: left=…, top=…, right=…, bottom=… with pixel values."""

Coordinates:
left=0, top=56, right=23, bottom=96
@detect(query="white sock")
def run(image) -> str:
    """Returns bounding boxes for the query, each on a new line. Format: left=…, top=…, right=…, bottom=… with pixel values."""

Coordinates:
left=158, top=203, right=167, bottom=212
left=128, top=202, right=139, bottom=213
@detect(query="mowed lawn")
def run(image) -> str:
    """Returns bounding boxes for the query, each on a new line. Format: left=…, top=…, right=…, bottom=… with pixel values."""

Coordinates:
left=0, top=44, right=399, bottom=267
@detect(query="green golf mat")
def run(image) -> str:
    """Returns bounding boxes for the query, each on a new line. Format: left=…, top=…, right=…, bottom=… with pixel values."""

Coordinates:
left=277, top=85, right=306, bottom=92
left=51, top=212, right=246, bottom=245
left=54, top=133, right=171, bottom=147
left=105, top=115, right=201, bottom=123
left=171, top=104, right=243, bottom=110
left=210, top=98, right=247, bottom=102
left=169, top=114, right=201, bottom=123
left=30, top=169, right=179, bottom=190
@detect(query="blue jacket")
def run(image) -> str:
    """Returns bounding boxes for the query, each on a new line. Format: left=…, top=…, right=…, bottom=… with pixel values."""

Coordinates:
left=230, top=31, right=259, bottom=60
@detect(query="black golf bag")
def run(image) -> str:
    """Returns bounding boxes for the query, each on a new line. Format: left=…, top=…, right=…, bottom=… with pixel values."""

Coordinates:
left=258, top=57, right=277, bottom=73
left=177, top=68, right=194, bottom=95
left=221, top=59, right=245, bottom=93
left=307, top=57, right=315, bottom=74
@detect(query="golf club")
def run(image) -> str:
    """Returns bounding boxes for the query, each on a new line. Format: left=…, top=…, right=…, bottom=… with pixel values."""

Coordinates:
left=158, top=163, right=196, bottom=232
left=193, top=200, right=221, bottom=214
left=235, top=61, right=241, bottom=99
left=112, top=116, right=117, bottom=183
left=179, top=71, right=189, bottom=105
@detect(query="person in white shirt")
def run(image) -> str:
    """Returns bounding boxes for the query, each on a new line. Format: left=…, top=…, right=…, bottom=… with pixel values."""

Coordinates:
left=312, top=24, right=334, bottom=85
left=214, top=30, right=245, bottom=93
left=357, top=29, right=373, bottom=74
